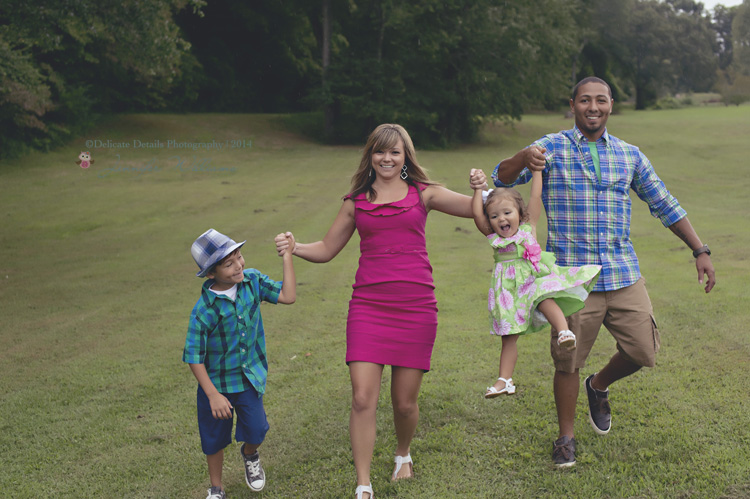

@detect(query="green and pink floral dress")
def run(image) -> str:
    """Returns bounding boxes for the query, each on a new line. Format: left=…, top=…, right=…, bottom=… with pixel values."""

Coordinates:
left=487, top=223, right=601, bottom=336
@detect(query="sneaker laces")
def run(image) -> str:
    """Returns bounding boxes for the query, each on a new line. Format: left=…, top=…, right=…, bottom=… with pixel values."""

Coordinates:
left=553, top=440, right=573, bottom=460
left=245, top=457, right=261, bottom=478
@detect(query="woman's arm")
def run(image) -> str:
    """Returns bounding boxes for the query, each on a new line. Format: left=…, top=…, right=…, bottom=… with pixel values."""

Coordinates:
left=275, top=200, right=356, bottom=263
left=423, top=185, right=474, bottom=218
left=423, top=168, right=488, bottom=218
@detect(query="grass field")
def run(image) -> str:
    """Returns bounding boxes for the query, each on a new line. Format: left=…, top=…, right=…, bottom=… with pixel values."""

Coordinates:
left=0, top=106, right=748, bottom=498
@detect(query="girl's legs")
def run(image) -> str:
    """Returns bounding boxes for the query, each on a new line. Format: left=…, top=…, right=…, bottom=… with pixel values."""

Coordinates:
left=537, top=298, right=568, bottom=333
left=490, top=334, right=519, bottom=391
left=349, top=361, right=384, bottom=496
left=390, top=366, right=424, bottom=479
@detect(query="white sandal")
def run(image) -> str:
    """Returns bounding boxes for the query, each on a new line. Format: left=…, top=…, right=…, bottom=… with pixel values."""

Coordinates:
left=355, top=483, right=373, bottom=499
left=392, top=454, right=413, bottom=481
left=557, top=329, right=577, bottom=350
left=484, top=377, right=516, bottom=398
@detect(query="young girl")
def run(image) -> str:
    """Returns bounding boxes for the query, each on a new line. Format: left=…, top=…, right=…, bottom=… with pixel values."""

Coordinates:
left=470, top=168, right=601, bottom=398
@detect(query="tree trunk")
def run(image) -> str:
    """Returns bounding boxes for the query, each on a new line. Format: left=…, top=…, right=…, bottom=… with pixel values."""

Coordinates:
left=322, top=0, right=333, bottom=138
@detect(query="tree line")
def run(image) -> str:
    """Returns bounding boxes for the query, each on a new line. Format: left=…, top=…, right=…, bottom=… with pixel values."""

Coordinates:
left=1, top=0, right=749, bottom=157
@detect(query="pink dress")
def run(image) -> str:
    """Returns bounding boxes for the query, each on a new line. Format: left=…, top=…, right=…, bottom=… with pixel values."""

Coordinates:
left=345, top=183, right=437, bottom=371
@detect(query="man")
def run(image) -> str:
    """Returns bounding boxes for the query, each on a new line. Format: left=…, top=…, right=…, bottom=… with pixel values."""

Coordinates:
left=493, top=76, right=716, bottom=467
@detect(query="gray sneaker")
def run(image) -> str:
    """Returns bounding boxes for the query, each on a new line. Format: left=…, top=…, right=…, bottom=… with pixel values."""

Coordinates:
left=241, top=445, right=266, bottom=492
left=586, top=374, right=612, bottom=435
left=206, top=486, right=226, bottom=499
left=552, top=435, right=576, bottom=468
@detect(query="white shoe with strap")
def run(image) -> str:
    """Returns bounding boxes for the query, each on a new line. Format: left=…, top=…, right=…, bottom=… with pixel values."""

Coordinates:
left=485, top=377, right=516, bottom=398
left=355, top=483, right=373, bottom=499
left=557, top=329, right=577, bottom=350
left=392, top=453, right=413, bottom=481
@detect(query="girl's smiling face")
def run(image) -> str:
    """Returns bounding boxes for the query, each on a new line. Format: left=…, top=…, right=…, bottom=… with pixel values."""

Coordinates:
left=486, top=197, right=521, bottom=238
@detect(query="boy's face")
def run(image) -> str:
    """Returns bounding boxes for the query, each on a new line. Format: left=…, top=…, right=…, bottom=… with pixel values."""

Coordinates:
left=207, top=249, right=245, bottom=291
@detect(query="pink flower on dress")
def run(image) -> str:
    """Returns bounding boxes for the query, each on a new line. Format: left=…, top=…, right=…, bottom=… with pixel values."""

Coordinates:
left=494, top=262, right=503, bottom=278
left=515, top=308, right=527, bottom=325
left=568, top=267, right=581, bottom=276
left=499, top=289, right=514, bottom=310
left=488, top=288, right=495, bottom=310
left=518, top=275, right=537, bottom=297
left=542, top=279, right=563, bottom=291
left=506, top=264, right=516, bottom=279
left=492, top=319, right=512, bottom=336
left=523, top=240, right=542, bottom=272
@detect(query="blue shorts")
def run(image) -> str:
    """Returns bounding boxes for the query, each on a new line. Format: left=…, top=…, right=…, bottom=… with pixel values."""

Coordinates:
left=196, top=384, right=269, bottom=456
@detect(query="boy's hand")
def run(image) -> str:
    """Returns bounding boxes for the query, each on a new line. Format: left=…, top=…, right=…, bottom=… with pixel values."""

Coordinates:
left=208, top=392, right=233, bottom=420
left=470, top=169, right=488, bottom=190
left=275, top=231, right=295, bottom=256
left=284, top=233, right=295, bottom=255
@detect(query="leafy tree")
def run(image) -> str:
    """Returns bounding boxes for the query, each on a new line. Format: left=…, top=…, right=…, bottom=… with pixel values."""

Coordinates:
left=174, top=0, right=319, bottom=113
left=0, top=0, right=204, bottom=158
left=714, top=1, right=750, bottom=105
left=732, top=0, right=750, bottom=72
left=713, top=4, right=737, bottom=70
left=324, top=0, right=581, bottom=146
left=590, top=0, right=717, bottom=109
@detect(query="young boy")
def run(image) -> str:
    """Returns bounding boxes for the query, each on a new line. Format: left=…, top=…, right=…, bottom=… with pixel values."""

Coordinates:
left=184, top=228, right=296, bottom=499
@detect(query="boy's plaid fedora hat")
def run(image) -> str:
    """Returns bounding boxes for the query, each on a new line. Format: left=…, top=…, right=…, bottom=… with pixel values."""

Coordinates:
left=191, top=228, right=246, bottom=277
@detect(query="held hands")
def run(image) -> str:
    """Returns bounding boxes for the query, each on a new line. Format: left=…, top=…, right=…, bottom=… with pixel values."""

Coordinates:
left=469, top=168, right=488, bottom=190
left=524, top=146, right=547, bottom=172
left=275, top=231, right=296, bottom=256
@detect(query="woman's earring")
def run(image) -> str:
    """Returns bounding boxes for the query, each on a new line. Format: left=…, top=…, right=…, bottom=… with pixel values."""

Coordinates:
left=370, top=168, right=373, bottom=177
left=401, top=164, right=408, bottom=180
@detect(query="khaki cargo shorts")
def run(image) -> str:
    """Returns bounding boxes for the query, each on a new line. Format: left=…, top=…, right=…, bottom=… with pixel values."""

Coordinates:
left=551, top=278, right=660, bottom=373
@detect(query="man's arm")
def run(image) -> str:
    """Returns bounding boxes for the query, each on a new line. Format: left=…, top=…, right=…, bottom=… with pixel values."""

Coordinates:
left=668, top=217, right=716, bottom=293
left=495, top=146, right=547, bottom=185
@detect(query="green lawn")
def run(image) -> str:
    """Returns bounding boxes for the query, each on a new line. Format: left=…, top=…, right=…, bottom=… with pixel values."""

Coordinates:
left=0, top=107, right=748, bottom=498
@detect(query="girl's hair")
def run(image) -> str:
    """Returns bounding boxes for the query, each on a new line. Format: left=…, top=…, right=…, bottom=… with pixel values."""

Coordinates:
left=349, top=124, right=439, bottom=201
left=484, top=188, right=530, bottom=223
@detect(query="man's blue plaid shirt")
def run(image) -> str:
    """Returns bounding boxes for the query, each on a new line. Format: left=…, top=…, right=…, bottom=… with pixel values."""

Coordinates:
left=183, top=269, right=281, bottom=395
left=493, top=126, right=686, bottom=292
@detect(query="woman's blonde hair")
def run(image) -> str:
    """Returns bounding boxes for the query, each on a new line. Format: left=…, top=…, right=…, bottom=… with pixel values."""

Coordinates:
left=349, top=124, right=439, bottom=201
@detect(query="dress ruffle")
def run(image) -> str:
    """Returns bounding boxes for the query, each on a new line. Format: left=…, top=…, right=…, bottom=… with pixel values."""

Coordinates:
left=345, top=183, right=427, bottom=217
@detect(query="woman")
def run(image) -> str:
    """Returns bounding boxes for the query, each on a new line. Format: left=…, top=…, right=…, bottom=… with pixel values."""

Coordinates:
left=275, top=124, right=486, bottom=499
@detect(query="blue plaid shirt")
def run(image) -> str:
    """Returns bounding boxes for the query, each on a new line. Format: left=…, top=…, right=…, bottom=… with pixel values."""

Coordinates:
left=493, top=126, right=686, bottom=292
left=183, top=269, right=281, bottom=395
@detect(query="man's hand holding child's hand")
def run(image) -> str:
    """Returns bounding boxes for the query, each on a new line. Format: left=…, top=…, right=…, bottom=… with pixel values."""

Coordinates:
left=275, top=232, right=295, bottom=256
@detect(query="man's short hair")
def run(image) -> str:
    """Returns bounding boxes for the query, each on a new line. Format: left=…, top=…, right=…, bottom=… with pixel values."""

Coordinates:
left=571, top=77, right=612, bottom=100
